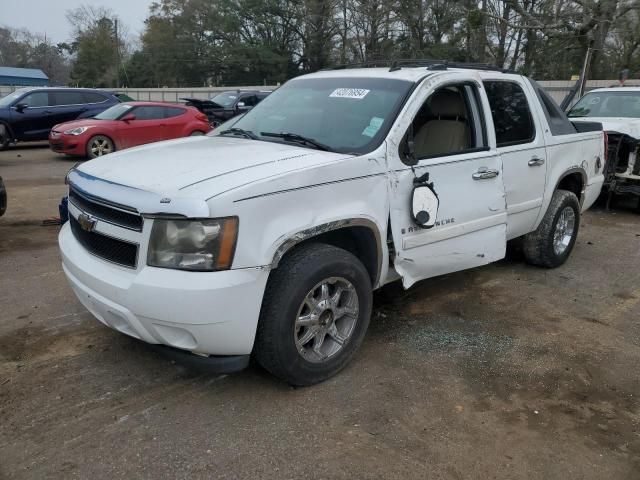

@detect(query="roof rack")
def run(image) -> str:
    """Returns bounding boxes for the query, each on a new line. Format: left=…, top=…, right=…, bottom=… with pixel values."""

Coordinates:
left=326, top=59, right=516, bottom=74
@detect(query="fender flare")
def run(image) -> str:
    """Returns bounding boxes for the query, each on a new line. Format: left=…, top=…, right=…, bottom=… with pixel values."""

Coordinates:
left=270, top=218, right=384, bottom=286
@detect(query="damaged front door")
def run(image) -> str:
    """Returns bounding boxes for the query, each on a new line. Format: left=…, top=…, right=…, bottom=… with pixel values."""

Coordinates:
left=387, top=77, right=507, bottom=288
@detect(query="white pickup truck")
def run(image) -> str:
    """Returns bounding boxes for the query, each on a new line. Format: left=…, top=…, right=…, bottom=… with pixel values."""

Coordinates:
left=59, top=63, right=605, bottom=385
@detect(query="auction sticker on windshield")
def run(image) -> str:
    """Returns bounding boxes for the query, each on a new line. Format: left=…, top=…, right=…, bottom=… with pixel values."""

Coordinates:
left=330, top=88, right=370, bottom=99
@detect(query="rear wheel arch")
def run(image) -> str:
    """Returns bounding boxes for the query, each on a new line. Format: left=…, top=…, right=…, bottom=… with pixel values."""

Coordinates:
left=271, top=219, right=384, bottom=288
left=555, top=168, right=587, bottom=204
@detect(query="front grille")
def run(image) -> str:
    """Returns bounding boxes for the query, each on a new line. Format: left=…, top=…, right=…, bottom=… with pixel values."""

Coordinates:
left=69, top=186, right=143, bottom=231
left=70, top=215, right=138, bottom=268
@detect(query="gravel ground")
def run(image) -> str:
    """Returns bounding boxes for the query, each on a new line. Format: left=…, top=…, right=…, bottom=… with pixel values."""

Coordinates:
left=1, top=144, right=639, bottom=479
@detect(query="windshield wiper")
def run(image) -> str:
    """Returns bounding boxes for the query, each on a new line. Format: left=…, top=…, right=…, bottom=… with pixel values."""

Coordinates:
left=260, top=132, right=331, bottom=151
left=218, top=128, right=258, bottom=140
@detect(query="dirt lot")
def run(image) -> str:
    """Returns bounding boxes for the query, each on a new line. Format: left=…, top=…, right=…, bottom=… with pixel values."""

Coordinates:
left=0, top=144, right=639, bottom=480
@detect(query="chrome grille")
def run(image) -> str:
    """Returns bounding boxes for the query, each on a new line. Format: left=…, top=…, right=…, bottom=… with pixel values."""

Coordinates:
left=69, top=215, right=138, bottom=268
left=69, top=185, right=143, bottom=231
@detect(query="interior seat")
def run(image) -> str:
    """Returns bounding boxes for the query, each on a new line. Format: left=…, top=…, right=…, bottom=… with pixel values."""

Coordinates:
left=414, top=89, right=470, bottom=158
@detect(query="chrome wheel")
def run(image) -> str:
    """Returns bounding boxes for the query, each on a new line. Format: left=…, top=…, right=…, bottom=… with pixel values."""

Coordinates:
left=294, top=277, right=359, bottom=363
left=553, top=206, right=576, bottom=255
left=89, top=137, right=113, bottom=157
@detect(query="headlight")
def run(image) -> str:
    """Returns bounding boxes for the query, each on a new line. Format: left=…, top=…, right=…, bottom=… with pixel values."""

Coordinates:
left=147, top=217, right=239, bottom=271
left=64, top=126, right=93, bottom=135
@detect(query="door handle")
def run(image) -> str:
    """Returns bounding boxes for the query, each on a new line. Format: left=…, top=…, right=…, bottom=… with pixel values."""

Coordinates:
left=472, top=167, right=500, bottom=180
left=528, top=157, right=545, bottom=166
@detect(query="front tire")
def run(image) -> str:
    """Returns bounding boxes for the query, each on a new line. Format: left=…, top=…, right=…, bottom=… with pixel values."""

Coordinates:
left=255, top=243, right=373, bottom=386
left=523, top=189, right=581, bottom=268
left=0, top=176, right=6, bottom=217
left=86, top=135, right=114, bottom=159
left=0, top=124, right=10, bottom=151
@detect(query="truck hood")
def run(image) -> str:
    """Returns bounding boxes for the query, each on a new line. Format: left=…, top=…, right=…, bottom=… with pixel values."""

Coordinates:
left=571, top=117, right=640, bottom=138
left=77, top=136, right=350, bottom=197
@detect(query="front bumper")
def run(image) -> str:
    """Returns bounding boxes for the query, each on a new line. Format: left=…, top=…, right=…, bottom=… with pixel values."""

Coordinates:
left=49, top=132, right=86, bottom=155
left=59, top=222, right=270, bottom=357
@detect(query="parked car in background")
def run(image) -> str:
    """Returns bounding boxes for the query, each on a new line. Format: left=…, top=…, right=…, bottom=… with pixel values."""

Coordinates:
left=568, top=87, right=640, bottom=208
left=59, top=63, right=605, bottom=385
left=50, top=102, right=211, bottom=158
left=0, top=88, right=127, bottom=150
left=182, top=90, right=271, bottom=126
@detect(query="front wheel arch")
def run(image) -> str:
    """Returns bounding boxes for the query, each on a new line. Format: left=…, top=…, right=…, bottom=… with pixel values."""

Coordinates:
left=86, top=134, right=116, bottom=159
left=0, top=121, right=14, bottom=149
left=270, top=219, right=383, bottom=288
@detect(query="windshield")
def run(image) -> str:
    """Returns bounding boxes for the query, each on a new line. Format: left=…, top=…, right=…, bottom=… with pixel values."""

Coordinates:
left=210, top=92, right=239, bottom=107
left=214, top=77, right=413, bottom=154
left=568, top=91, right=640, bottom=118
left=0, top=90, right=27, bottom=108
left=94, top=103, right=134, bottom=120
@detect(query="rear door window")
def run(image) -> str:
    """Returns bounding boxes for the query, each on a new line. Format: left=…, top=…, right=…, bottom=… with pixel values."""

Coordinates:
left=483, top=81, right=536, bottom=147
left=132, top=106, right=165, bottom=120
left=52, top=91, right=87, bottom=106
left=164, top=106, right=185, bottom=118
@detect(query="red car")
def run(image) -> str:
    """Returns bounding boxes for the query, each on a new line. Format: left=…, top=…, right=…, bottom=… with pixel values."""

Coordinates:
left=49, top=102, right=211, bottom=158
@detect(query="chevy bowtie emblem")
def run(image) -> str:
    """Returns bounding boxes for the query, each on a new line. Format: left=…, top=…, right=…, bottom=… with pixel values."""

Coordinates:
left=77, top=213, right=97, bottom=232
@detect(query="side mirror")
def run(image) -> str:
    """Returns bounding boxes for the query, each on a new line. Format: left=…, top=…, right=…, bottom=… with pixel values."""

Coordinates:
left=14, top=103, right=28, bottom=112
left=122, top=113, right=136, bottom=122
left=411, top=184, right=439, bottom=229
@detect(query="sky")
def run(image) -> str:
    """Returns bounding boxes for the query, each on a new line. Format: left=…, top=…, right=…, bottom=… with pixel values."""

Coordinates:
left=1, top=0, right=155, bottom=43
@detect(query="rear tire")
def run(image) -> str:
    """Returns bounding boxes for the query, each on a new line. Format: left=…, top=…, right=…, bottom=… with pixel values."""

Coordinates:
left=523, top=189, right=580, bottom=268
left=255, top=243, right=372, bottom=386
left=190, top=131, right=205, bottom=136
left=86, top=135, right=114, bottom=159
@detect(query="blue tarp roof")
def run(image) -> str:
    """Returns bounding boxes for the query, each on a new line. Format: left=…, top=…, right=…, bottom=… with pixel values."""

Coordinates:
left=0, top=67, right=48, bottom=80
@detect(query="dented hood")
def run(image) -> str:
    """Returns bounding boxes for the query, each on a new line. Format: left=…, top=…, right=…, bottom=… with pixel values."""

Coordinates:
left=77, top=135, right=349, bottom=197
left=572, top=117, right=640, bottom=139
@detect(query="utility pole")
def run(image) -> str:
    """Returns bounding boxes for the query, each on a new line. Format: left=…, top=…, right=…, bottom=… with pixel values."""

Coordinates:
left=114, top=19, right=120, bottom=88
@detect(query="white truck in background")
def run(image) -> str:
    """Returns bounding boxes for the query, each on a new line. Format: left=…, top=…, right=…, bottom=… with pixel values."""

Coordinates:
left=568, top=87, right=640, bottom=208
left=59, top=62, right=605, bottom=386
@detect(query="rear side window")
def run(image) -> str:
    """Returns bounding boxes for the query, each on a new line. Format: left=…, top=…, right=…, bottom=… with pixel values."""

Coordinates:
left=483, top=81, right=535, bottom=147
left=133, top=106, right=165, bottom=120
left=83, top=92, right=107, bottom=104
left=52, top=91, right=86, bottom=106
left=164, top=106, right=185, bottom=118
